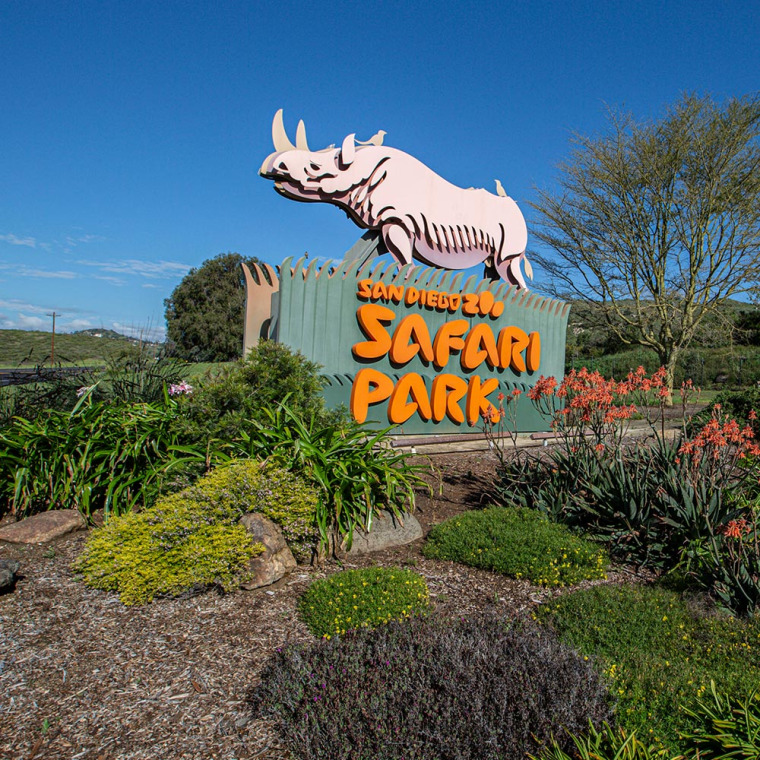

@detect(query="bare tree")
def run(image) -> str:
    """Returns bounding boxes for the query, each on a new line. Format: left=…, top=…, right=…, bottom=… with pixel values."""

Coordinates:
left=531, top=93, right=760, bottom=397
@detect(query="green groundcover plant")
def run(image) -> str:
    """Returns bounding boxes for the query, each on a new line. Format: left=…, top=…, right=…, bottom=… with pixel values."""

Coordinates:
left=74, top=459, right=319, bottom=603
left=538, top=584, right=760, bottom=753
left=423, top=506, right=609, bottom=586
left=253, top=613, right=612, bottom=760
left=298, top=567, right=429, bottom=638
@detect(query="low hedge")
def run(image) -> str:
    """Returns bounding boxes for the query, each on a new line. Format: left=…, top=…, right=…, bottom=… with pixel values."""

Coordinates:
left=423, top=506, right=608, bottom=586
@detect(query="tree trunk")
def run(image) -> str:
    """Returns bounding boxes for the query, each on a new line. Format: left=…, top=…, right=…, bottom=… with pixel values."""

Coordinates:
left=661, top=349, right=679, bottom=407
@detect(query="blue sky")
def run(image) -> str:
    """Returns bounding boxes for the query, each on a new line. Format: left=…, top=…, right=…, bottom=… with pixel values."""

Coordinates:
left=1, top=0, right=759, bottom=340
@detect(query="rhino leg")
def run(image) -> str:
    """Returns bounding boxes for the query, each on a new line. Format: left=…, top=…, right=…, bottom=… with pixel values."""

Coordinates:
left=495, top=252, right=528, bottom=290
left=382, top=222, right=414, bottom=266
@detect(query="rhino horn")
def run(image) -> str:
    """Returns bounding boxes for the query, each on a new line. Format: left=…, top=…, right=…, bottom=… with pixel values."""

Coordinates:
left=272, top=109, right=296, bottom=152
left=295, top=120, right=309, bottom=150
left=340, top=133, right=356, bottom=166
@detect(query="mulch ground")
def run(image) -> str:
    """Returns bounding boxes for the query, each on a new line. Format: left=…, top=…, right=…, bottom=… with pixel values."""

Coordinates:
left=1, top=450, right=649, bottom=760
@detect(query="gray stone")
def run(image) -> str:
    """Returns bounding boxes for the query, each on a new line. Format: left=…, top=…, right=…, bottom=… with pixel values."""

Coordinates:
left=348, top=511, right=423, bottom=555
left=239, top=513, right=297, bottom=590
left=0, top=510, right=86, bottom=545
left=0, top=559, right=20, bottom=591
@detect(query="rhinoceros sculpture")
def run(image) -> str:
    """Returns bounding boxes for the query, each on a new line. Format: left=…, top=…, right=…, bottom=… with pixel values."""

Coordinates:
left=259, top=111, right=532, bottom=288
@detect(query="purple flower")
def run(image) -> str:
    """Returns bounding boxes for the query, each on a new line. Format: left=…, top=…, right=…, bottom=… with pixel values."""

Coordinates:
left=168, top=381, right=193, bottom=396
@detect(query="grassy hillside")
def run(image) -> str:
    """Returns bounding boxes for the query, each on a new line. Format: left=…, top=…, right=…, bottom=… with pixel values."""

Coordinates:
left=0, top=329, right=160, bottom=367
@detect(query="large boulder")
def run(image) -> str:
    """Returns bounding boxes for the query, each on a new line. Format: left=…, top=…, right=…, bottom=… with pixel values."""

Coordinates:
left=0, top=559, right=20, bottom=592
left=239, top=513, right=297, bottom=590
left=348, top=511, right=423, bottom=555
left=0, top=510, right=86, bottom=544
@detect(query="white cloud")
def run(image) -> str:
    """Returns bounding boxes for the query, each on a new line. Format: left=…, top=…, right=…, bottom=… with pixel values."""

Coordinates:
left=78, top=258, right=190, bottom=279
left=24, top=268, right=77, bottom=279
left=93, top=275, right=127, bottom=286
left=0, top=299, right=52, bottom=315
left=15, top=313, right=48, bottom=330
left=141, top=283, right=160, bottom=289
left=112, top=321, right=166, bottom=341
left=62, top=318, right=94, bottom=331
left=0, top=233, right=37, bottom=248
left=0, top=298, right=92, bottom=316
left=0, top=263, right=78, bottom=279
left=0, top=230, right=104, bottom=253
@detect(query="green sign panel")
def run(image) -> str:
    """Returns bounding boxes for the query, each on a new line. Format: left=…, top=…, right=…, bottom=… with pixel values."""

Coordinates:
left=255, top=256, right=569, bottom=435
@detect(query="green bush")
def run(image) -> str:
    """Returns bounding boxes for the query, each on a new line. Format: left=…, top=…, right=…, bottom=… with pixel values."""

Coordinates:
left=243, top=404, right=430, bottom=551
left=254, top=613, right=612, bottom=760
left=174, top=340, right=336, bottom=446
left=569, top=346, right=760, bottom=389
left=423, top=507, right=608, bottom=586
left=298, top=567, right=429, bottom=638
left=74, top=459, right=320, bottom=603
left=155, top=457, right=320, bottom=561
left=538, top=584, right=760, bottom=752
left=74, top=497, right=262, bottom=605
left=97, top=347, right=187, bottom=404
left=690, top=386, right=760, bottom=435
left=0, top=391, right=197, bottom=520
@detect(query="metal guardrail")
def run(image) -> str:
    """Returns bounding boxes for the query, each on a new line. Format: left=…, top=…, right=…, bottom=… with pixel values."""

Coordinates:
left=0, top=366, right=104, bottom=387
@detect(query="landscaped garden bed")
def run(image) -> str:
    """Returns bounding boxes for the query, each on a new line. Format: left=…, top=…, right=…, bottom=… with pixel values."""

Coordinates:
left=2, top=450, right=609, bottom=760
left=2, top=354, right=759, bottom=759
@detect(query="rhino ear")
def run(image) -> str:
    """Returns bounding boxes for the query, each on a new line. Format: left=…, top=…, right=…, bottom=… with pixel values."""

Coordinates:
left=339, top=134, right=356, bottom=166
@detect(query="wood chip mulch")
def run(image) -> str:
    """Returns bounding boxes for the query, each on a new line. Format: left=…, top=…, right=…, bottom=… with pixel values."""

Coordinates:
left=0, top=452, right=646, bottom=760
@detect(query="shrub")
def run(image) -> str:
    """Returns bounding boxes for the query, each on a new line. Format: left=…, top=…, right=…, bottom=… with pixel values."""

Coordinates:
left=690, top=386, right=760, bottom=435
left=74, top=459, right=320, bottom=603
left=253, top=613, right=612, bottom=760
left=98, top=347, right=187, bottom=404
left=174, top=340, right=335, bottom=446
left=423, top=507, right=608, bottom=586
left=242, top=404, right=430, bottom=551
left=538, top=584, right=760, bottom=752
left=493, top=370, right=760, bottom=615
left=175, top=458, right=320, bottom=561
left=297, top=567, right=429, bottom=638
left=681, top=682, right=760, bottom=759
left=74, top=497, right=262, bottom=605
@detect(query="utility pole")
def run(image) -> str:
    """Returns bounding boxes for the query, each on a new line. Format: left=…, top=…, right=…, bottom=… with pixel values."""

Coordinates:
left=46, top=312, right=59, bottom=364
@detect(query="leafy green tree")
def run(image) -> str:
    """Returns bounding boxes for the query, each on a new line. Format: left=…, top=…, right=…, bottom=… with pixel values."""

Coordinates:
left=532, top=93, right=760, bottom=397
left=164, top=252, right=269, bottom=361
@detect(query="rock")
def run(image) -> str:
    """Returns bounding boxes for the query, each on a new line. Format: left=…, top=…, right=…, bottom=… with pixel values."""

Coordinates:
left=0, top=510, right=86, bottom=544
left=0, top=559, right=20, bottom=592
left=239, top=513, right=297, bottom=590
left=348, top=511, right=423, bottom=555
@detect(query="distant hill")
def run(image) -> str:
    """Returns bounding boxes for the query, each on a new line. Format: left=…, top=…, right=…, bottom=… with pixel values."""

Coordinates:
left=0, top=329, right=161, bottom=367
left=72, top=328, right=134, bottom=340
